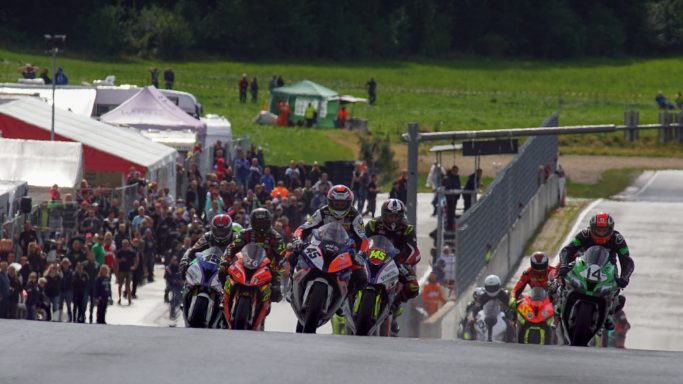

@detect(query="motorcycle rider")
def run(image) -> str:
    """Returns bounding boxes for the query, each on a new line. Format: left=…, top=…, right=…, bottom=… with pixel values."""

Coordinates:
left=220, top=208, right=286, bottom=303
left=179, top=214, right=241, bottom=278
left=557, top=212, right=634, bottom=330
left=511, top=252, right=557, bottom=301
left=290, top=185, right=368, bottom=303
left=461, top=274, right=514, bottom=341
left=364, top=199, right=420, bottom=334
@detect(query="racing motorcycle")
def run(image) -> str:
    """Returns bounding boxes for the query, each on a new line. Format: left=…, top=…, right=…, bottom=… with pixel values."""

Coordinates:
left=223, top=244, right=272, bottom=330
left=183, top=246, right=223, bottom=328
left=557, top=246, right=619, bottom=346
left=515, top=287, right=555, bottom=345
left=290, top=222, right=354, bottom=334
left=344, top=235, right=400, bottom=336
left=474, top=300, right=508, bottom=342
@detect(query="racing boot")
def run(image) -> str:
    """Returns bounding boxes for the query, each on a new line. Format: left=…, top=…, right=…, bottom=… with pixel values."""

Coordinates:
left=390, top=303, right=403, bottom=336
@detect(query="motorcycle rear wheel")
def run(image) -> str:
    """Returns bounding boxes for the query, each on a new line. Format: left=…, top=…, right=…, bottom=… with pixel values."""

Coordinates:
left=303, top=283, right=327, bottom=334
left=355, top=290, right=377, bottom=336
left=188, top=296, right=209, bottom=328
left=571, top=301, right=595, bottom=346
left=233, top=296, right=251, bottom=330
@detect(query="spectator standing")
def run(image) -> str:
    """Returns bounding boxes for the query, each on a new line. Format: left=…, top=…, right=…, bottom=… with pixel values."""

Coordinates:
left=27, top=242, right=46, bottom=276
left=164, top=256, right=183, bottom=321
left=234, top=151, right=250, bottom=187
left=676, top=92, right=683, bottom=110
left=150, top=67, right=160, bottom=88
left=238, top=74, right=248, bottom=103
left=308, top=161, right=322, bottom=184
left=390, top=171, right=408, bottom=204
left=260, top=167, right=276, bottom=193
left=276, top=75, right=285, bottom=87
left=421, top=272, right=447, bottom=316
left=44, top=263, right=61, bottom=321
left=250, top=77, right=259, bottom=103
left=443, top=165, right=461, bottom=228
left=115, top=239, right=135, bottom=305
left=366, top=78, right=377, bottom=105
left=19, top=222, right=39, bottom=257
left=94, top=265, right=111, bottom=324
left=142, top=229, right=156, bottom=284
left=164, top=68, right=175, bottom=89
left=72, top=262, right=89, bottom=323
left=54, top=67, right=68, bottom=85
left=269, top=75, right=278, bottom=92
left=82, top=251, right=100, bottom=323
left=304, top=102, right=316, bottom=127
left=285, top=160, right=300, bottom=188
left=24, top=272, right=40, bottom=320
left=364, top=174, right=379, bottom=217
left=80, top=207, right=103, bottom=236
left=277, top=100, right=291, bottom=127
left=247, top=158, right=262, bottom=191
left=0, top=261, right=9, bottom=318
left=67, top=239, right=87, bottom=267
left=58, top=258, right=73, bottom=322
left=313, top=172, right=333, bottom=194
left=337, top=106, right=349, bottom=129
left=464, top=168, right=483, bottom=211
left=40, top=67, right=52, bottom=84
left=427, top=162, right=445, bottom=215
left=20, top=64, right=37, bottom=79
left=130, top=238, right=143, bottom=299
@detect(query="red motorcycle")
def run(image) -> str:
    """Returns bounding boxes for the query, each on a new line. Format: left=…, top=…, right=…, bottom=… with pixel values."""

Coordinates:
left=223, top=244, right=272, bottom=330
left=515, top=287, right=555, bottom=345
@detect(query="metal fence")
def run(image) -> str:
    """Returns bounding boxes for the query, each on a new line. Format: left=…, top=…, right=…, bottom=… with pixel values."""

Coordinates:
left=453, top=114, right=559, bottom=292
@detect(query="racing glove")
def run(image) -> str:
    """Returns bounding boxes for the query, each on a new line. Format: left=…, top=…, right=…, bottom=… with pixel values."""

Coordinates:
left=291, top=237, right=304, bottom=252
left=616, top=277, right=629, bottom=289
left=558, top=265, right=571, bottom=278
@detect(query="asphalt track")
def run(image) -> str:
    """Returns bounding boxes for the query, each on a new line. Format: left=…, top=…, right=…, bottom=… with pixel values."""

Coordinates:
left=1, top=320, right=682, bottom=384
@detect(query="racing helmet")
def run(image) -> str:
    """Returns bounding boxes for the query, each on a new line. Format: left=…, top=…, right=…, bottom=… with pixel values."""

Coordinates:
left=530, top=251, right=549, bottom=272
left=211, top=214, right=233, bottom=244
left=381, top=198, right=405, bottom=231
left=589, top=212, right=614, bottom=245
left=327, top=185, right=353, bottom=219
left=250, top=208, right=272, bottom=235
left=484, top=274, right=502, bottom=297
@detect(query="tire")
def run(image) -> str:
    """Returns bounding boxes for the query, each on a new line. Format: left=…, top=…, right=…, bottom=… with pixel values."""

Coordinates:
left=303, top=283, right=327, bottom=334
left=355, top=290, right=377, bottom=336
left=527, top=328, right=540, bottom=345
left=233, top=296, right=251, bottom=330
left=571, top=301, right=595, bottom=346
left=188, top=295, right=209, bottom=328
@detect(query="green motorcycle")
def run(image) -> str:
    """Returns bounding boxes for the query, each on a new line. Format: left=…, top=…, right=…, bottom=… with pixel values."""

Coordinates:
left=557, top=246, right=619, bottom=346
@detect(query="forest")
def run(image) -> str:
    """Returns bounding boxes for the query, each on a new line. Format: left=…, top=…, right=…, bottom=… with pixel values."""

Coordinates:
left=1, top=0, right=682, bottom=59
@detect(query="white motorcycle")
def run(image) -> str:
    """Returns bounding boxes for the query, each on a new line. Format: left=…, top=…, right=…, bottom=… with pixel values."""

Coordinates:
left=183, top=246, right=224, bottom=328
left=474, top=300, right=508, bottom=342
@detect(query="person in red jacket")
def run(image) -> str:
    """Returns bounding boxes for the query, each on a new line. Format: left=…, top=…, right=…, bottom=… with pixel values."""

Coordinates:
left=511, top=251, right=557, bottom=300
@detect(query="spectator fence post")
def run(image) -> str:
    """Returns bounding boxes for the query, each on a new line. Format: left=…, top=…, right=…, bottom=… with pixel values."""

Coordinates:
left=624, top=111, right=639, bottom=142
left=678, top=112, right=683, bottom=143
left=658, top=112, right=673, bottom=144
left=406, top=123, right=419, bottom=227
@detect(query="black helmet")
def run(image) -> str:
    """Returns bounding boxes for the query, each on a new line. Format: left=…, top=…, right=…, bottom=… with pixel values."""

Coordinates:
left=381, top=198, right=405, bottom=231
left=530, top=251, right=548, bottom=272
left=250, top=208, right=272, bottom=235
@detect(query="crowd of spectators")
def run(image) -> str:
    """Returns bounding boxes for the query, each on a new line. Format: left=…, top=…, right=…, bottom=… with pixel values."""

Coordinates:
left=0, top=141, right=386, bottom=324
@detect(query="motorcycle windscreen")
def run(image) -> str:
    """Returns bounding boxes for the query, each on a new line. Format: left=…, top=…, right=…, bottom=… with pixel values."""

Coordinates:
left=200, top=246, right=223, bottom=265
left=241, top=244, right=267, bottom=270
left=529, top=287, right=548, bottom=302
left=367, top=235, right=397, bottom=265
left=582, top=246, right=610, bottom=267
left=316, top=222, right=350, bottom=246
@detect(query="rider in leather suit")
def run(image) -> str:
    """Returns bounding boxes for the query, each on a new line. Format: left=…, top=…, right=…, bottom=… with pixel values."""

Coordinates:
left=179, top=214, right=241, bottom=278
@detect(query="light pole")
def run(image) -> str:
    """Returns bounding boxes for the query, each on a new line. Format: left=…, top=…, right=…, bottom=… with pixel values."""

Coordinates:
left=44, top=34, right=66, bottom=141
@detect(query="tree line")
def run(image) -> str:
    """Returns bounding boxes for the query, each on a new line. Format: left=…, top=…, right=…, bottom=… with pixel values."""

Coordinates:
left=1, top=0, right=682, bottom=59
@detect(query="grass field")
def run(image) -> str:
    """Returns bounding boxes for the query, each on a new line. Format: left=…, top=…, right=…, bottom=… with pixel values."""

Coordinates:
left=565, top=168, right=644, bottom=198
left=2, top=48, right=683, bottom=165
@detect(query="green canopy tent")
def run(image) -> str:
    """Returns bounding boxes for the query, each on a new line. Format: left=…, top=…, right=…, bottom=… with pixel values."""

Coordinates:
left=269, top=80, right=340, bottom=128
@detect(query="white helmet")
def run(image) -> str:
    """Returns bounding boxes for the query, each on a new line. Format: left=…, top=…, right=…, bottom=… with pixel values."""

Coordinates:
left=327, top=185, right=353, bottom=219
left=484, top=275, right=501, bottom=297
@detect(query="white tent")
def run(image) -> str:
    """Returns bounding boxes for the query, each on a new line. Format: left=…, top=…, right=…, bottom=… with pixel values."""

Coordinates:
left=0, top=138, right=83, bottom=189
left=100, top=86, right=206, bottom=134
left=0, top=98, right=177, bottom=189
left=0, top=86, right=96, bottom=116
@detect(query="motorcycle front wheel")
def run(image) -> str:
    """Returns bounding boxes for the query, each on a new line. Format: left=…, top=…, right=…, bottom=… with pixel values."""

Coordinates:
left=303, top=283, right=327, bottom=334
left=233, top=296, right=251, bottom=330
left=355, top=290, right=377, bottom=336
left=188, top=295, right=209, bottom=328
left=571, top=301, right=595, bottom=346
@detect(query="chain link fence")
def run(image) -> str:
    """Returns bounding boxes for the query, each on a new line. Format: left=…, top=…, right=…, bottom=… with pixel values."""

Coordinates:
left=452, top=114, right=559, bottom=292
